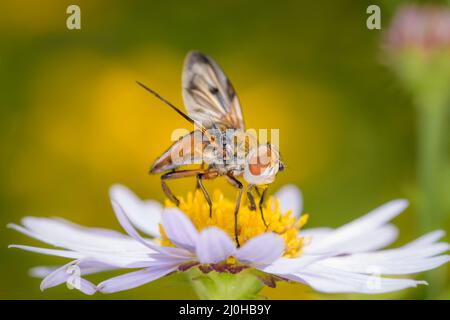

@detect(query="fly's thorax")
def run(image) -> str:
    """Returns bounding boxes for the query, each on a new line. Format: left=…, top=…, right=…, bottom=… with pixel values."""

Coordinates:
left=203, top=128, right=252, bottom=168
left=244, top=144, right=281, bottom=185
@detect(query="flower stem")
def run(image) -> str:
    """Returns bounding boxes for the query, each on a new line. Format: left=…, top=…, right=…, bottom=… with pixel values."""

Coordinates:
left=404, top=51, right=450, bottom=299
left=416, top=89, right=449, bottom=299
left=416, top=97, right=448, bottom=233
left=186, top=268, right=265, bottom=300
left=390, top=50, right=450, bottom=299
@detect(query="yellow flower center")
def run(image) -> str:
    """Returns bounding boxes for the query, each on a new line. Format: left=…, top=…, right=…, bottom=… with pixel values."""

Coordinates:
left=159, top=190, right=308, bottom=258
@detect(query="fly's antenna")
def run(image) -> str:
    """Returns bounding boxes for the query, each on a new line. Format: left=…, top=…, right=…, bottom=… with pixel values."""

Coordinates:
left=136, top=81, right=206, bottom=133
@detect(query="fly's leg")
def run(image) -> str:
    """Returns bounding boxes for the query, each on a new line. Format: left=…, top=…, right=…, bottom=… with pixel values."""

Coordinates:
left=161, top=179, right=180, bottom=206
left=226, top=175, right=243, bottom=248
left=247, top=185, right=268, bottom=227
left=197, top=173, right=213, bottom=218
left=259, top=187, right=269, bottom=228
left=195, top=163, right=207, bottom=189
left=160, top=169, right=206, bottom=207
left=247, top=184, right=256, bottom=211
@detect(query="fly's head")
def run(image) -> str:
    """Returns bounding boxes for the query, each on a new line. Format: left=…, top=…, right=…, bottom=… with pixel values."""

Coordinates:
left=243, top=144, right=283, bottom=185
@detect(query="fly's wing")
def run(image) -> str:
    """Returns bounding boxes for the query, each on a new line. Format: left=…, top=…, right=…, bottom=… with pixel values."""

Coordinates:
left=150, top=130, right=214, bottom=173
left=182, top=51, right=245, bottom=130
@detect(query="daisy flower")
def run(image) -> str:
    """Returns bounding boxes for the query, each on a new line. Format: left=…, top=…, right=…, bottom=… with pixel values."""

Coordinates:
left=8, top=184, right=449, bottom=299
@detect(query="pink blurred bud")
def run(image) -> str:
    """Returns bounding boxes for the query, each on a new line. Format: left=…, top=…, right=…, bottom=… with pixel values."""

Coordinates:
left=384, top=4, right=450, bottom=54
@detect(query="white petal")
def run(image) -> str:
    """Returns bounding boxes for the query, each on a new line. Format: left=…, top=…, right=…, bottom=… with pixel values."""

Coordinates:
left=196, top=227, right=236, bottom=264
left=303, top=225, right=398, bottom=255
left=10, top=217, right=150, bottom=253
left=299, top=227, right=333, bottom=243
left=11, top=212, right=165, bottom=268
left=332, top=224, right=399, bottom=254
left=9, top=245, right=84, bottom=259
left=39, top=260, right=99, bottom=295
left=275, top=185, right=303, bottom=218
left=40, top=260, right=81, bottom=289
left=29, top=266, right=59, bottom=278
left=403, top=230, right=446, bottom=248
left=306, top=200, right=408, bottom=254
left=293, top=264, right=427, bottom=294
left=236, top=232, right=284, bottom=266
left=329, top=241, right=449, bottom=265
left=138, top=254, right=191, bottom=269
left=111, top=200, right=190, bottom=266
left=302, top=225, right=398, bottom=253
left=110, top=199, right=163, bottom=253
left=360, top=241, right=449, bottom=261
left=75, top=278, right=98, bottom=295
left=30, top=261, right=117, bottom=279
left=319, top=254, right=450, bottom=275
left=97, top=265, right=177, bottom=293
left=38, top=260, right=96, bottom=295
left=109, top=184, right=162, bottom=237
left=261, top=254, right=328, bottom=274
left=161, top=208, right=199, bottom=252
left=8, top=223, right=59, bottom=248
left=10, top=202, right=179, bottom=268
left=9, top=244, right=152, bottom=268
left=311, top=233, right=449, bottom=276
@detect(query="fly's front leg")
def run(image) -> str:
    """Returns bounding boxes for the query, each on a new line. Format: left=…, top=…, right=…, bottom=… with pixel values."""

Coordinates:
left=226, top=174, right=243, bottom=248
left=259, top=187, right=268, bottom=228
left=161, top=169, right=205, bottom=207
left=247, top=184, right=256, bottom=211
left=195, top=163, right=207, bottom=189
left=254, top=187, right=261, bottom=198
left=197, top=173, right=213, bottom=218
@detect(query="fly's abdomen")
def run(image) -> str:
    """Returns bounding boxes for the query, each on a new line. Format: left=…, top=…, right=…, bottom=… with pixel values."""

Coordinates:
left=150, top=130, right=207, bottom=173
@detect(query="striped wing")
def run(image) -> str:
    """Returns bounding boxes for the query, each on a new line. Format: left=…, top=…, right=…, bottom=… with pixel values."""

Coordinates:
left=182, top=51, right=245, bottom=130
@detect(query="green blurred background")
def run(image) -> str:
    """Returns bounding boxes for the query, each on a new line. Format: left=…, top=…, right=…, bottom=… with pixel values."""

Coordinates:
left=0, top=0, right=448, bottom=299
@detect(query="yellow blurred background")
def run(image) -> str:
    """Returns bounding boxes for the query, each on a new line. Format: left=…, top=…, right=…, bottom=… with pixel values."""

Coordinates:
left=0, top=0, right=448, bottom=299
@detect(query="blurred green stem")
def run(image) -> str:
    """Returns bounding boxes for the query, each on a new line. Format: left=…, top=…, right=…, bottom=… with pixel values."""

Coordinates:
left=415, top=78, right=449, bottom=299
left=394, top=50, right=450, bottom=299
left=416, top=95, right=448, bottom=232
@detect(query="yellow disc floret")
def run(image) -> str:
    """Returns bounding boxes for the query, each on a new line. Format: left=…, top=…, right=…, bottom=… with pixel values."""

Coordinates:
left=160, top=190, right=308, bottom=258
